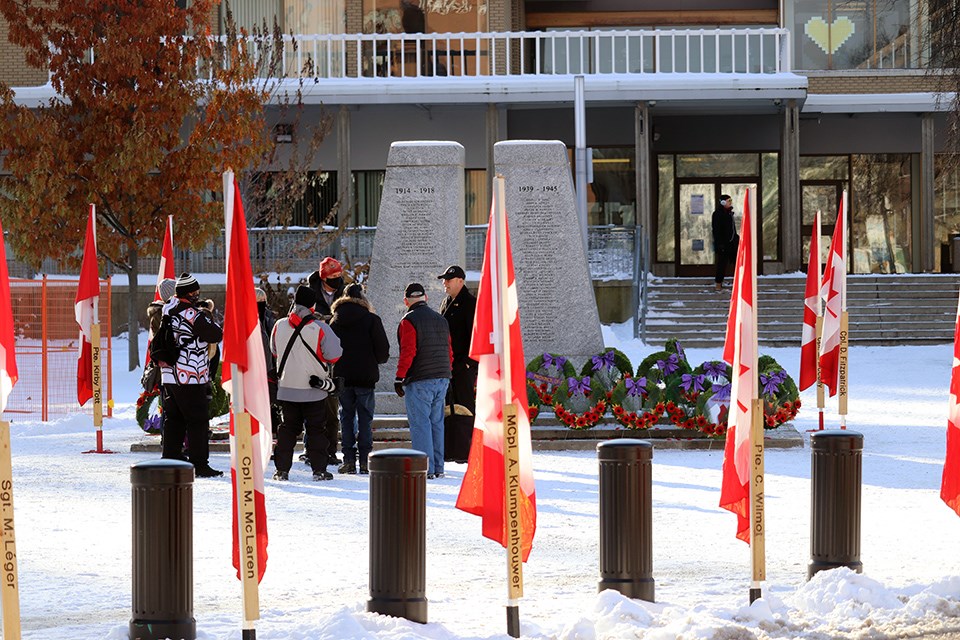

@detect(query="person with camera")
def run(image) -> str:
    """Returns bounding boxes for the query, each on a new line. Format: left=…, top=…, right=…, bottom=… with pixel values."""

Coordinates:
left=270, top=285, right=343, bottom=482
left=307, top=256, right=347, bottom=468
left=160, top=273, right=224, bottom=478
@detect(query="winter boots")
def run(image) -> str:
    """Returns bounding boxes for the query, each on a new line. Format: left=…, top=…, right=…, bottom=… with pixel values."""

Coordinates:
left=338, top=460, right=357, bottom=474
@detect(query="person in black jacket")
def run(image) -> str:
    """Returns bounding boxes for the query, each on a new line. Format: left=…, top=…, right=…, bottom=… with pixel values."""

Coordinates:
left=711, top=194, right=738, bottom=291
left=330, top=284, right=390, bottom=474
left=160, top=273, right=224, bottom=478
left=395, top=282, right=452, bottom=479
left=437, top=265, right=477, bottom=415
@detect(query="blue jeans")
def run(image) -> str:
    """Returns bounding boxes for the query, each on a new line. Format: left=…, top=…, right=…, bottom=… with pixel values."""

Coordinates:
left=404, top=378, right=449, bottom=475
left=339, top=386, right=375, bottom=465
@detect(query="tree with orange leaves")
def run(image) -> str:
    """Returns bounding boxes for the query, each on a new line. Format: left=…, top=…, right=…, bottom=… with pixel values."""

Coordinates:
left=0, top=0, right=277, bottom=370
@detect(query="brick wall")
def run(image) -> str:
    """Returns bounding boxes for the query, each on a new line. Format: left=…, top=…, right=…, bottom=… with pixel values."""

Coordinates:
left=0, top=19, right=48, bottom=87
left=805, top=72, right=942, bottom=94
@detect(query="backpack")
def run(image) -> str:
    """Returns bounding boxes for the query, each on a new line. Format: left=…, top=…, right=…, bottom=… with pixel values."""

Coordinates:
left=149, top=312, right=181, bottom=367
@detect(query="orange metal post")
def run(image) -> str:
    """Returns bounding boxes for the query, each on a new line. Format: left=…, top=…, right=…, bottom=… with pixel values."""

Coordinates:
left=41, top=275, right=48, bottom=423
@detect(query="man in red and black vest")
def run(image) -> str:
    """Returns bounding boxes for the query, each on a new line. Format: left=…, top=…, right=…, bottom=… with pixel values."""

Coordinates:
left=395, top=282, right=452, bottom=479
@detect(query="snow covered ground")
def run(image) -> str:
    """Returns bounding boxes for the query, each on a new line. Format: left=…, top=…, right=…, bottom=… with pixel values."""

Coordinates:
left=6, top=323, right=960, bottom=639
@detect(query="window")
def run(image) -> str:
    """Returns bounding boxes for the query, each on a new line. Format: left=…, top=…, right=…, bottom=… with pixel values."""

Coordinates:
left=851, top=154, right=911, bottom=273
left=247, top=171, right=338, bottom=228
left=793, top=0, right=922, bottom=70
left=353, top=170, right=385, bottom=227
left=934, top=155, right=960, bottom=272
left=465, top=169, right=489, bottom=225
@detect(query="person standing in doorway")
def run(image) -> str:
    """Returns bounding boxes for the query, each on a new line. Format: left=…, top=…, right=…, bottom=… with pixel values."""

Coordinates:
left=711, top=194, right=738, bottom=291
left=395, top=282, right=452, bottom=479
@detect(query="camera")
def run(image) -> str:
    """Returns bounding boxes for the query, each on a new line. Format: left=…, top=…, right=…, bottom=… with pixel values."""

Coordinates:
left=309, top=375, right=322, bottom=389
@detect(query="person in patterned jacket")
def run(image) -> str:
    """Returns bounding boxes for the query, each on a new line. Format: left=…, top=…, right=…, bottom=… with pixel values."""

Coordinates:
left=160, top=273, right=224, bottom=478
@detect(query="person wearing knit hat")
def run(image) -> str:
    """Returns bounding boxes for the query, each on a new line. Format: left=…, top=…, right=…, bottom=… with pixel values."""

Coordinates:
left=307, top=258, right=348, bottom=467
left=159, top=271, right=224, bottom=478
left=270, top=281, right=343, bottom=482
left=146, top=278, right=177, bottom=341
left=175, top=272, right=200, bottom=298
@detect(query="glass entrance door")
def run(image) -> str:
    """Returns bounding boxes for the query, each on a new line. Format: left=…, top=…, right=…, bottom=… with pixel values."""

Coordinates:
left=801, top=182, right=843, bottom=268
left=677, top=181, right=757, bottom=276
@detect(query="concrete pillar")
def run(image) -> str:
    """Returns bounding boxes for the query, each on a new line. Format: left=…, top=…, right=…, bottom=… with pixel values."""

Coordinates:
left=635, top=102, right=652, bottom=247
left=337, top=105, right=352, bottom=230
left=920, top=113, right=936, bottom=272
left=781, top=100, right=801, bottom=271
left=486, top=104, right=500, bottom=181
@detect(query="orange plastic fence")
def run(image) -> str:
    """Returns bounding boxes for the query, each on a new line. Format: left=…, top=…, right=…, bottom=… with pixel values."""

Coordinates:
left=6, top=276, right=113, bottom=420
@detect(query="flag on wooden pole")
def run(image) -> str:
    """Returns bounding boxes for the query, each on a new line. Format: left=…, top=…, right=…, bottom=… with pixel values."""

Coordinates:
left=456, top=177, right=537, bottom=563
left=75, top=205, right=100, bottom=407
left=719, top=188, right=765, bottom=603
left=800, top=210, right=822, bottom=392
left=720, top=189, right=758, bottom=543
left=820, top=192, right=847, bottom=398
left=456, top=176, right=536, bottom=636
left=221, top=171, right=271, bottom=633
left=941, top=288, right=960, bottom=515
left=0, top=218, right=21, bottom=640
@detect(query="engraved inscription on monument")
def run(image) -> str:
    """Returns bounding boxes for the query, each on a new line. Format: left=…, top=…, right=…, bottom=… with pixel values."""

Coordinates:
left=495, top=140, right=604, bottom=358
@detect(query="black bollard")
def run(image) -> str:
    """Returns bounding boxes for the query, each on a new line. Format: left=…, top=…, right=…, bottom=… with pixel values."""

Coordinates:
left=130, top=460, right=195, bottom=640
left=808, top=431, right=863, bottom=580
left=597, top=438, right=655, bottom=602
left=367, top=449, right=428, bottom=623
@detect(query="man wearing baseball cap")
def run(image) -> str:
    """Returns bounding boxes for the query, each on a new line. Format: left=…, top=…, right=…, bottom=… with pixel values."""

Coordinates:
left=437, top=265, right=477, bottom=463
left=395, top=282, right=452, bottom=479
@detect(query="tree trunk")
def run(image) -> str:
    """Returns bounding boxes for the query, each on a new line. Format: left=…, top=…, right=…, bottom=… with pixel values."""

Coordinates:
left=127, top=246, right=140, bottom=371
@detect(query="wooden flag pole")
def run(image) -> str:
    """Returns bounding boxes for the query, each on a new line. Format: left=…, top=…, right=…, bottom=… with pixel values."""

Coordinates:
left=0, top=419, right=21, bottom=640
left=230, top=365, right=260, bottom=640
left=839, top=311, right=849, bottom=428
left=749, top=398, right=766, bottom=604
left=494, top=175, right=523, bottom=639
left=838, top=190, right=849, bottom=430
left=816, top=316, right=825, bottom=431
left=748, top=187, right=765, bottom=605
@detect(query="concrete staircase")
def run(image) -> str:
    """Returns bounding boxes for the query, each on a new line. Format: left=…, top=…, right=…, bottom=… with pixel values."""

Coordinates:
left=641, top=275, right=960, bottom=347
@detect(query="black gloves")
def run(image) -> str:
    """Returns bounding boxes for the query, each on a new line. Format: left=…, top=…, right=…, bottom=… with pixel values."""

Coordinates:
left=394, top=378, right=405, bottom=397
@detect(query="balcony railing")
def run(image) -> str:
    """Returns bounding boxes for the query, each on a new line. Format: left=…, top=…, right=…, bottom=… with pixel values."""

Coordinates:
left=216, top=28, right=791, bottom=80
left=7, top=226, right=640, bottom=283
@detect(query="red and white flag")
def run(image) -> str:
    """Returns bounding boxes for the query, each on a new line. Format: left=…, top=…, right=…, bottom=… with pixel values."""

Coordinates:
left=145, top=216, right=176, bottom=365
left=941, top=289, right=960, bottom=515
left=155, top=215, right=175, bottom=301
left=799, top=211, right=822, bottom=391
left=819, top=193, right=847, bottom=396
left=0, top=220, right=18, bottom=413
left=221, top=173, right=271, bottom=583
left=455, top=187, right=537, bottom=562
left=75, top=205, right=100, bottom=407
left=720, top=189, right=757, bottom=543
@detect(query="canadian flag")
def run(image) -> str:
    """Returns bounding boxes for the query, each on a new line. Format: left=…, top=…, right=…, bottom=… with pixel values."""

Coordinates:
left=719, top=189, right=757, bottom=543
left=819, top=193, right=847, bottom=396
left=455, top=183, right=537, bottom=562
left=799, top=210, right=822, bottom=391
left=145, top=215, right=176, bottom=365
left=940, top=289, right=960, bottom=515
left=0, top=219, right=18, bottom=413
left=155, top=216, right=175, bottom=301
left=221, top=173, right=271, bottom=583
left=75, top=205, right=100, bottom=407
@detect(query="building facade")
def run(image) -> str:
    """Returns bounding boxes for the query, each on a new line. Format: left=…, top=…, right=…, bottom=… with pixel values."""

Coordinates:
left=2, top=0, right=957, bottom=277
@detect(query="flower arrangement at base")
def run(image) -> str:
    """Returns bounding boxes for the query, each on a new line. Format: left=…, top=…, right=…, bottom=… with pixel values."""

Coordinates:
left=691, top=360, right=732, bottom=437
left=553, top=372, right=609, bottom=430
left=636, top=339, right=696, bottom=427
left=526, top=353, right=576, bottom=424
left=136, top=388, right=163, bottom=435
left=578, top=348, right=634, bottom=397
left=609, top=374, right=665, bottom=430
left=758, top=355, right=801, bottom=428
